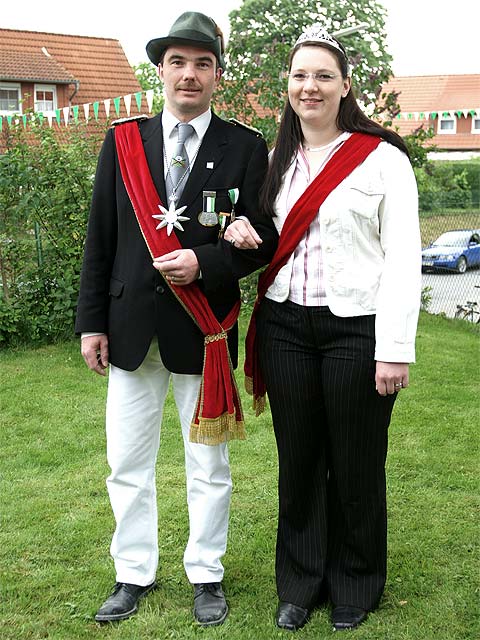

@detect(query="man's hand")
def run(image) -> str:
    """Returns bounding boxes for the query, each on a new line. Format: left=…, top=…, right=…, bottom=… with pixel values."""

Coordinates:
left=81, top=334, right=109, bottom=376
left=153, top=249, right=200, bottom=286
left=224, top=219, right=262, bottom=249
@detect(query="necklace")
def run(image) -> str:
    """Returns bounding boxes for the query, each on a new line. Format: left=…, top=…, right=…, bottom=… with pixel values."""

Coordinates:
left=163, top=140, right=202, bottom=203
left=303, top=134, right=343, bottom=152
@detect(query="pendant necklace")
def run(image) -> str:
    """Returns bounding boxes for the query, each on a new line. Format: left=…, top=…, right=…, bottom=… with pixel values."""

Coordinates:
left=153, top=141, right=202, bottom=235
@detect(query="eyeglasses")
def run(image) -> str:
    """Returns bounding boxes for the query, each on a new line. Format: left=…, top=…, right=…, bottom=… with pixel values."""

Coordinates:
left=287, top=72, right=338, bottom=83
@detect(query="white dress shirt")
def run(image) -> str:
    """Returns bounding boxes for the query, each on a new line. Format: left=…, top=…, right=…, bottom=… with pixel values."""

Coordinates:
left=162, top=107, right=212, bottom=179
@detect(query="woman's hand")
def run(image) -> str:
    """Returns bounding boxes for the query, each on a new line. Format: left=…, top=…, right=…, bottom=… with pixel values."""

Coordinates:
left=224, top=219, right=263, bottom=250
left=375, top=361, right=409, bottom=396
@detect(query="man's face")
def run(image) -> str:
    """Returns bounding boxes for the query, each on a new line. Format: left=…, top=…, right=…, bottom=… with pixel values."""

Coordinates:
left=159, top=46, right=222, bottom=121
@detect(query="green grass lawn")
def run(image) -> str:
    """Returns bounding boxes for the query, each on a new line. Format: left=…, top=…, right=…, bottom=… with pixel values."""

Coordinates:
left=0, top=312, right=478, bottom=640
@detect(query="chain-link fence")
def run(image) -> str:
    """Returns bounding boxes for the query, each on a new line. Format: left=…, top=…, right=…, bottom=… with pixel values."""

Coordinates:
left=420, top=208, right=480, bottom=318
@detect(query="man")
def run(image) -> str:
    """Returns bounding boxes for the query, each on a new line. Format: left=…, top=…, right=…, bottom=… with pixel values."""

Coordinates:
left=75, top=11, right=276, bottom=627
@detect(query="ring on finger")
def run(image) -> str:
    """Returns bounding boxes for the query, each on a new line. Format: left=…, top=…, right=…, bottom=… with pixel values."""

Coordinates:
left=230, top=238, right=236, bottom=246
left=394, top=382, right=403, bottom=388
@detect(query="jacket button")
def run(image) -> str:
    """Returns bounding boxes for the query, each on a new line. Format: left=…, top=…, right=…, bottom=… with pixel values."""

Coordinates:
left=155, top=285, right=165, bottom=294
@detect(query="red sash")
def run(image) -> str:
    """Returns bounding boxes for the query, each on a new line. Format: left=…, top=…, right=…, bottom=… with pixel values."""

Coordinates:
left=244, top=132, right=382, bottom=414
left=114, top=121, right=244, bottom=444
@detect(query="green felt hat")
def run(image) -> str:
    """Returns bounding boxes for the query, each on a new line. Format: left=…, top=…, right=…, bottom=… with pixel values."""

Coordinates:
left=146, top=11, right=225, bottom=68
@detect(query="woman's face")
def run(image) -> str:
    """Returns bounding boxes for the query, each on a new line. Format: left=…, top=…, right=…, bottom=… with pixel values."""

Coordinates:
left=288, top=45, right=350, bottom=130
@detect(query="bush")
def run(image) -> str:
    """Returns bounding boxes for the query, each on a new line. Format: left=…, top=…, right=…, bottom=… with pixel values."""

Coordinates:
left=0, top=118, right=104, bottom=346
left=416, top=163, right=471, bottom=211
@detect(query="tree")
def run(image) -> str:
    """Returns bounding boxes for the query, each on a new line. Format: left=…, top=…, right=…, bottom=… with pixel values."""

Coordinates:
left=215, top=0, right=394, bottom=145
left=134, top=62, right=164, bottom=114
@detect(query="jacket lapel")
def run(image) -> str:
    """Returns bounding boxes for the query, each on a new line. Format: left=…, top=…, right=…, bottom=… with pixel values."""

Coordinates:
left=140, top=113, right=168, bottom=206
left=179, top=114, right=228, bottom=206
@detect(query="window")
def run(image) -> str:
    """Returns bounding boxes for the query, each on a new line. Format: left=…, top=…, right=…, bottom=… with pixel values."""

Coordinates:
left=34, top=85, right=56, bottom=113
left=438, top=113, right=456, bottom=134
left=0, top=83, right=21, bottom=114
left=472, top=116, right=480, bottom=134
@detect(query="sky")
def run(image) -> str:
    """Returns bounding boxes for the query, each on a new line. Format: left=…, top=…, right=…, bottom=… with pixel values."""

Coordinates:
left=2, top=0, right=479, bottom=77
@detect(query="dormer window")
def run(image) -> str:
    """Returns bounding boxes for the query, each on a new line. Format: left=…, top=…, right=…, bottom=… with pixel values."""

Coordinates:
left=438, top=113, right=456, bottom=134
left=34, top=85, right=57, bottom=113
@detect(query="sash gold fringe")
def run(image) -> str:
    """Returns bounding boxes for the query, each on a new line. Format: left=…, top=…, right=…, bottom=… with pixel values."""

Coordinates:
left=189, top=413, right=246, bottom=445
left=244, top=375, right=266, bottom=417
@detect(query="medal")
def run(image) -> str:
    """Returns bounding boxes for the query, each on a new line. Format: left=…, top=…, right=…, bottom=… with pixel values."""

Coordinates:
left=152, top=201, right=189, bottom=236
left=198, top=190, right=219, bottom=227
left=228, top=188, right=239, bottom=222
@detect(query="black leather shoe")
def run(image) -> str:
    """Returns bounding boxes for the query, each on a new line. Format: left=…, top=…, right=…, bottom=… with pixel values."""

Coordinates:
left=331, top=605, right=367, bottom=631
left=193, top=582, right=228, bottom=626
left=276, top=601, right=310, bottom=631
left=95, top=581, right=157, bottom=622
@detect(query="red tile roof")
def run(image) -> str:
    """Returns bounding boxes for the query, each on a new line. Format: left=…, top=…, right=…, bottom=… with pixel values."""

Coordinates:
left=381, top=74, right=480, bottom=150
left=0, top=50, right=76, bottom=84
left=0, top=28, right=141, bottom=105
left=382, top=74, right=480, bottom=113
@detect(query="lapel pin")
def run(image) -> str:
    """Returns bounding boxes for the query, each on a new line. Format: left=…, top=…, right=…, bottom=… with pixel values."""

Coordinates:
left=206, top=162, right=214, bottom=169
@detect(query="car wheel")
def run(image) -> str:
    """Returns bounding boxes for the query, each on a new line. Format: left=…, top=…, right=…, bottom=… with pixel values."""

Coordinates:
left=456, top=256, right=467, bottom=274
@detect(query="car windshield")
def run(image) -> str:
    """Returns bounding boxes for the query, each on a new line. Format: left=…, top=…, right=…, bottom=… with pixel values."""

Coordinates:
left=433, top=232, right=469, bottom=247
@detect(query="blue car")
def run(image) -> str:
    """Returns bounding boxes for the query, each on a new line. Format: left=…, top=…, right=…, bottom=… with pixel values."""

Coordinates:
left=421, top=229, right=480, bottom=273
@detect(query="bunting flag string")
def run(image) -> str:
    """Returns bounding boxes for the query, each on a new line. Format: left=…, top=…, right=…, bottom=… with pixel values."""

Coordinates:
left=0, top=89, right=478, bottom=130
left=0, top=89, right=157, bottom=129
left=391, top=108, right=480, bottom=121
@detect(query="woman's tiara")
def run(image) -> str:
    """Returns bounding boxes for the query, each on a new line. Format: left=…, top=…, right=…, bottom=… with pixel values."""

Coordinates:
left=294, top=24, right=346, bottom=57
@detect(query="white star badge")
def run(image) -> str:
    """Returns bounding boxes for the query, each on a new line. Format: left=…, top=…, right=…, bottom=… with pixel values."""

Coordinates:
left=152, top=202, right=189, bottom=236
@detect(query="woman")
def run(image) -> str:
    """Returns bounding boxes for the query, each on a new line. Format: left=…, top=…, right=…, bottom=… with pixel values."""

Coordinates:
left=226, top=24, right=421, bottom=632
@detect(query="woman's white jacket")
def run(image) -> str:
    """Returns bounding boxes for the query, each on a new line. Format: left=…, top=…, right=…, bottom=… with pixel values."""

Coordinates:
left=266, top=140, right=422, bottom=363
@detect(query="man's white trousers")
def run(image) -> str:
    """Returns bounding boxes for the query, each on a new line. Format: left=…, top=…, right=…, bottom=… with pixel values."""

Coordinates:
left=105, top=341, right=232, bottom=587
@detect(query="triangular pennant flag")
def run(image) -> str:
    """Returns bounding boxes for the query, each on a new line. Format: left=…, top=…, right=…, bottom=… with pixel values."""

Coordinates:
left=0, top=116, right=2, bottom=131
left=431, top=112, right=437, bottom=120
left=47, top=113, right=53, bottom=127
left=135, top=91, right=142, bottom=112
left=83, top=103, right=90, bottom=121
left=113, top=96, right=121, bottom=116
left=123, top=94, right=132, bottom=116
left=104, top=99, right=111, bottom=117
left=22, top=114, right=27, bottom=128
left=55, top=109, right=61, bottom=124
left=462, top=109, right=469, bottom=117
left=63, top=106, right=70, bottom=125
left=93, top=101, right=100, bottom=120
left=72, top=105, right=79, bottom=122
left=38, top=113, right=44, bottom=125
left=419, top=112, right=425, bottom=120
left=146, top=89, right=154, bottom=113
left=7, top=115, right=13, bottom=126
left=456, top=110, right=463, bottom=118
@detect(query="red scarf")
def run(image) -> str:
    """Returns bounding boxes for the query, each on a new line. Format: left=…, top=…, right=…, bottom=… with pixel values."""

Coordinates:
left=245, top=132, right=382, bottom=414
left=114, top=121, right=244, bottom=444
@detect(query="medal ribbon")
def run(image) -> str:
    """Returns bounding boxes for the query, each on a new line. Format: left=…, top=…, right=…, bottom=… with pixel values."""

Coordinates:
left=114, top=121, right=245, bottom=444
left=244, top=132, right=382, bottom=415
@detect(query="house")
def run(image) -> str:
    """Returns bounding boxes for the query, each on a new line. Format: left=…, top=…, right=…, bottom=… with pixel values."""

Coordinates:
left=0, top=28, right=142, bottom=124
left=381, top=74, right=480, bottom=155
